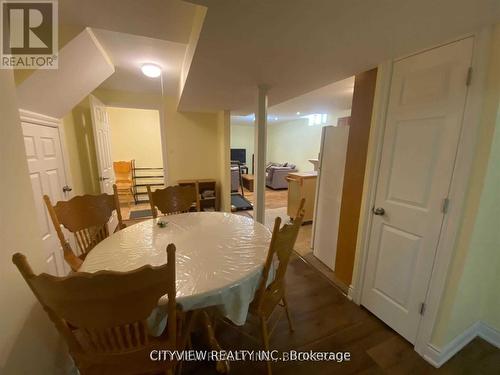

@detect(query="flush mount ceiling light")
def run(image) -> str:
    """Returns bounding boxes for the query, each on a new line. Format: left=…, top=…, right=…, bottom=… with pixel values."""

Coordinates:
left=141, top=63, right=162, bottom=78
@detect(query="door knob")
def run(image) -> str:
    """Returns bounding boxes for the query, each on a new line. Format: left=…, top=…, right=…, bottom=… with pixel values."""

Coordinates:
left=373, top=207, right=385, bottom=216
left=62, top=185, right=72, bottom=193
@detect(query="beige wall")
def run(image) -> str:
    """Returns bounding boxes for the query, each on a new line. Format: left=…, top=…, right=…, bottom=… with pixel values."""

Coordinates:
left=267, top=111, right=351, bottom=172
left=107, top=107, right=163, bottom=168
left=230, top=123, right=254, bottom=165
left=0, top=71, right=73, bottom=374
left=164, top=96, right=224, bottom=184
left=431, top=25, right=500, bottom=347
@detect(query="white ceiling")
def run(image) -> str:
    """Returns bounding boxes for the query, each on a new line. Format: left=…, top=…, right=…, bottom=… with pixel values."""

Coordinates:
left=59, top=0, right=198, bottom=97
left=180, top=0, right=500, bottom=112
left=232, top=76, right=354, bottom=125
left=92, top=29, right=187, bottom=95
left=59, top=0, right=197, bottom=44
left=17, top=29, right=114, bottom=118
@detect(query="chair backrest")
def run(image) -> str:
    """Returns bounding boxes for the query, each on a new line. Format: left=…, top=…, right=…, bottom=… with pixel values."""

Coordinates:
left=147, top=184, right=199, bottom=218
left=12, top=245, right=178, bottom=373
left=44, top=185, right=125, bottom=271
left=253, top=199, right=305, bottom=313
left=113, top=161, right=132, bottom=182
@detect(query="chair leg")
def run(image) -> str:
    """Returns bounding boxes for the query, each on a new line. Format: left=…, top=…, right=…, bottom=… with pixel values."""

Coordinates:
left=260, top=316, right=272, bottom=375
left=282, top=296, right=294, bottom=333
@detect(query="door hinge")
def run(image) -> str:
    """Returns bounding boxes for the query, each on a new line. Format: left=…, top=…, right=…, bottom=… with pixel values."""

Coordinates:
left=466, top=67, right=473, bottom=86
left=419, top=302, right=426, bottom=315
left=442, top=198, right=450, bottom=214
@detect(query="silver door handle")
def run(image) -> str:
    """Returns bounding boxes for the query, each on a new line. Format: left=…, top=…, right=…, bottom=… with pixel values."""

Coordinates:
left=373, top=207, right=385, bottom=216
left=62, top=185, right=72, bottom=193
left=99, top=177, right=110, bottom=181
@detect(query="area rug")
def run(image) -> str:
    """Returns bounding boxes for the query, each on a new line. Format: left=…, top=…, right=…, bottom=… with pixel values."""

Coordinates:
left=129, top=209, right=153, bottom=219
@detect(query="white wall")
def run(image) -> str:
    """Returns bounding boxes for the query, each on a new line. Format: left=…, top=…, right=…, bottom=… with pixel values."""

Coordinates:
left=107, top=107, right=163, bottom=168
left=0, top=71, right=73, bottom=374
left=230, top=122, right=254, bottom=166
left=267, top=111, right=351, bottom=172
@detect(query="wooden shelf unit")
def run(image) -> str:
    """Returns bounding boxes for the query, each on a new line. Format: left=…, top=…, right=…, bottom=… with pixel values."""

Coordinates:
left=131, top=160, right=165, bottom=204
left=178, top=179, right=219, bottom=211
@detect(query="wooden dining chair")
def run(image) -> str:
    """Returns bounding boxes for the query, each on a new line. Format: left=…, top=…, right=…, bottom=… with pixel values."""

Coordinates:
left=43, top=185, right=126, bottom=271
left=113, top=161, right=134, bottom=207
left=249, top=198, right=305, bottom=375
left=12, top=244, right=192, bottom=375
left=147, top=185, right=199, bottom=218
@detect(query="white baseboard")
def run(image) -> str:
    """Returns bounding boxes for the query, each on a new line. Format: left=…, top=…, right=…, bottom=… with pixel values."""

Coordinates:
left=422, top=320, right=500, bottom=368
left=347, top=284, right=355, bottom=301
left=423, top=322, right=480, bottom=367
left=477, top=321, right=500, bottom=348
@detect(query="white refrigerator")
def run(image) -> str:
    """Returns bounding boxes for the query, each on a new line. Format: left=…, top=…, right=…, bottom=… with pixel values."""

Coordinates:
left=312, top=125, right=350, bottom=270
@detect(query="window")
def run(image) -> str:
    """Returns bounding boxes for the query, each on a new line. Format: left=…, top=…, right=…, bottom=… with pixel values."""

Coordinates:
left=305, top=113, right=328, bottom=126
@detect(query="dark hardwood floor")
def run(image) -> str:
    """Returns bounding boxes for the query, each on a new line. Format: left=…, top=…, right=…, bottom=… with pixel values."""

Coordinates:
left=183, top=255, right=500, bottom=374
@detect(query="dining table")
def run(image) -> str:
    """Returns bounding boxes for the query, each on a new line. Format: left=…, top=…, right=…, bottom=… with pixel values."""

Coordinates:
left=80, top=211, right=272, bottom=372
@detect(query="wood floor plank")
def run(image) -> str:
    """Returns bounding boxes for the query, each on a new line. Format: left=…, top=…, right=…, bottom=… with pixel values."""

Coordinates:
left=181, top=240, right=499, bottom=374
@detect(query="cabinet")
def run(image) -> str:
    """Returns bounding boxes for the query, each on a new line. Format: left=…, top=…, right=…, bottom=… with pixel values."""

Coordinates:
left=286, top=172, right=317, bottom=222
left=178, top=179, right=218, bottom=211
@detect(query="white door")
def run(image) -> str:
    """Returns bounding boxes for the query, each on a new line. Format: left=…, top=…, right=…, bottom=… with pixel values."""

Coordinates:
left=22, top=122, right=71, bottom=276
left=89, top=95, right=118, bottom=230
left=312, top=125, right=349, bottom=270
left=361, top=38, right=473, bottom=343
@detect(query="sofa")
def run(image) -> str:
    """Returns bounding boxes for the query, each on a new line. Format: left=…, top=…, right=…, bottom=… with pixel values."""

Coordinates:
left=266, top=162, right=297, bottom=189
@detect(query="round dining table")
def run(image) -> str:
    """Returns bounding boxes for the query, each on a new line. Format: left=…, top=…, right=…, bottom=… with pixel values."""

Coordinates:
left=80, top=211, right=272, bottom=326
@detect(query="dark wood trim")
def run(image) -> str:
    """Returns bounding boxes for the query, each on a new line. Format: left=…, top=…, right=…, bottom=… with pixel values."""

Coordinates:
left=334, top=68, right=378, bottom=286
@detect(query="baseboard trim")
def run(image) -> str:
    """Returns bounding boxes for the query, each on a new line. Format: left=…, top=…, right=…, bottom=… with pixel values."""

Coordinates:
left=422, top=320, right=500, bottom=368
left=477, top=321, right=500, bottom=348
left=347, top=284, right=355, bottom=301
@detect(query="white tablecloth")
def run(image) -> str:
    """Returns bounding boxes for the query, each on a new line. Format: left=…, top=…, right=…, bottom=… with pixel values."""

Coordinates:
left=80, top=212, right=272, bottom=326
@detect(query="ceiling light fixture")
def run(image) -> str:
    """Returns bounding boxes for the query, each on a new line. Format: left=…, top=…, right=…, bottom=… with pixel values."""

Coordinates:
left=296, top=112, right=301, bottom=115
left=141, top=63, right=162, bottom=78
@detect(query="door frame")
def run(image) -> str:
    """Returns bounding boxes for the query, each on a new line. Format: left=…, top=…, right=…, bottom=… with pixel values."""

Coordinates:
left=350, top=27, right=492, bottom=364
left=89, top=99, right=169, bottom=188
left=19, top=109, right=75, bottom=200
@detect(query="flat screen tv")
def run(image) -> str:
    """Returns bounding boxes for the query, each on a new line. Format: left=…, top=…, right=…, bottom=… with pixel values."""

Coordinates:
left=231, top=148, right=246, bottom=164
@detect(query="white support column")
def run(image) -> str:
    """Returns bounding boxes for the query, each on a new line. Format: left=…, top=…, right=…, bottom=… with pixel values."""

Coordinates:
left=254, top=85, right=268, bottom=224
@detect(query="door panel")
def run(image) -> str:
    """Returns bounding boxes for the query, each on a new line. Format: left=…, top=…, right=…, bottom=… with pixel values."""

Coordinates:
left=387, top=119, right=442, bottom=207
left=373, top=224, right=421, bottom=308
left=22, top=122, right=70, bottom=276
left=361, top=38, right=473, bottom=343
left=312, top=126, right=350, bottom=270
left=90, top=95, right=118, bottom=231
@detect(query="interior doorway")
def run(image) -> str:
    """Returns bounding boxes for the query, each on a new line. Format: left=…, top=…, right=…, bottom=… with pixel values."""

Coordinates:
left=91, top=104, right=165, bottom=222
left=228, top=76, right=377, bottom=295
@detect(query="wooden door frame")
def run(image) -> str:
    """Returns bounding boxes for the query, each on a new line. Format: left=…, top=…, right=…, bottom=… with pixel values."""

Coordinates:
left=350, top=28, right=492, bottom=366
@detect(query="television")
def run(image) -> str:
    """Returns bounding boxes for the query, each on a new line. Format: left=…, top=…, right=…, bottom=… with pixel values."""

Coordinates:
left=231, top=148, right=246, bottom=164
